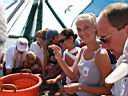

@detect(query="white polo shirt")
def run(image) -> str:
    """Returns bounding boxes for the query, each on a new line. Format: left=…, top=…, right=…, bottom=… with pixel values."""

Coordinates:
left=30, top=41, right=44, bottom=64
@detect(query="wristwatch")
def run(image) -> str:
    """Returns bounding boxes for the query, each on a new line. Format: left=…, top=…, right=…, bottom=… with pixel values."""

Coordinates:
left=77, top=84, right=82, bottom=92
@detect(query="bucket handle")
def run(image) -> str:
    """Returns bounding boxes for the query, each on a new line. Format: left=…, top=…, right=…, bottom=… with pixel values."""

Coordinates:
left=20, top=69, right=42, bottom=78
left=0, top=84, right=17, bottom=92
left=20, top=68, right=32, bottom=73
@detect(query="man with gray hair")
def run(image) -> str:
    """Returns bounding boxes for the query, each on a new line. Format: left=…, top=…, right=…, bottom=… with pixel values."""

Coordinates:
left=0, top=3, right=8, bottom=76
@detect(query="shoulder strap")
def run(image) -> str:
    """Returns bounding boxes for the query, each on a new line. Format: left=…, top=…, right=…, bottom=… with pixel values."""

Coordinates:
left=93, top=47, right=101, bottom=58
left=73, top=48, right=84, bottom=68
left=63, top=49, right=68, bottom=60
left=65, top=48, right=79, bottom=61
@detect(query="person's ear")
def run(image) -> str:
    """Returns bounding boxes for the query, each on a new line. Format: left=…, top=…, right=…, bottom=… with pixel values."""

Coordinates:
left=70, top=36, right=74, bottom=42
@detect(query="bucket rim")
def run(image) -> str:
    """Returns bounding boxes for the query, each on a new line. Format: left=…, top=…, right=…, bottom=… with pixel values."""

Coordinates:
left=0, top=73, right=42, bottom=92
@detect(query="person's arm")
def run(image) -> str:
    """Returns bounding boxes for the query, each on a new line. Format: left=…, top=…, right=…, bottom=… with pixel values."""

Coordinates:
left=46, top=72, right=65, bottom=84
left=5, top=48, right=14, bottom=75
left=0, top=53, right=4, bottom=69
left=61, top=82, right=112, bottom=95
left=37, top=57, right=44, bottom=69
left=51, top=45, right=82, bottom=80
left=41, top=41, right=48, bottom=74
left=57, top=58, right=77, bottom=80
left=93, top=48, right=113, bottom=94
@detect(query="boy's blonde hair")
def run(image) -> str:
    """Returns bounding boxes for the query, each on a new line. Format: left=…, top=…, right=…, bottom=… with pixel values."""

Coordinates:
left=26, top=51, right=36, bottom=62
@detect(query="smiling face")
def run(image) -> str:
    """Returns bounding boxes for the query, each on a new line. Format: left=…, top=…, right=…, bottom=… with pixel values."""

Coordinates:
left=76, top=18, right=96, bottom=44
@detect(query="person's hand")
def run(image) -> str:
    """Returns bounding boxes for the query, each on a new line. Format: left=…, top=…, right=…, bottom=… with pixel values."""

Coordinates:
left=0, top=63, right=3, bottom=69
left=49, top=44, right=62, bottom=59
left=32, top=64, right=39, bottom=69
left=55, top=91, right=64, bottom=96
left=59, top=83, right=80, bottom=94
left=46, top=78, right=57, bottom=84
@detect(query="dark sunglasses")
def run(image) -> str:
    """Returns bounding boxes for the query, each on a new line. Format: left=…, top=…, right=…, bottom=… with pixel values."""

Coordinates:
left=59, top=37, right=69, bottom=43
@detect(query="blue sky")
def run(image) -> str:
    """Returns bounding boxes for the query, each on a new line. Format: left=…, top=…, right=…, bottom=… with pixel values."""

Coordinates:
left=84, top=0, right=128, bottom=16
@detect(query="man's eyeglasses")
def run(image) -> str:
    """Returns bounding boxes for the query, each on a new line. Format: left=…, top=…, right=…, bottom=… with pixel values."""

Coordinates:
left=59, top=37, right=69, bottom=43
left=99, top=27, right=125, bottom=44
left=99, top=31, right=118, bottom=44
left=99, top=24, right=127, bottom=44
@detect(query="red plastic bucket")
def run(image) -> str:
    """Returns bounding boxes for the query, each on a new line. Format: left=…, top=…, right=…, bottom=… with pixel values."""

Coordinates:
left=0, top=73, right=42, bottom=96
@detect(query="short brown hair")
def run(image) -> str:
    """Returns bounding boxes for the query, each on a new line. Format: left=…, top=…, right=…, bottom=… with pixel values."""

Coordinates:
left=100, top=2, right=128, bottom=29
left=35, top=28, right=49, bottom=40
left=35, top=30, right=42, bottom=37
left=61, top=28, right=77, bottom=42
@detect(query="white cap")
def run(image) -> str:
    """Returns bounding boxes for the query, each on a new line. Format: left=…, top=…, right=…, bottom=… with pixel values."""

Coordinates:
left=105, top=63, right=128, bottom=84
left=16, top=38, right=28, bottom=52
